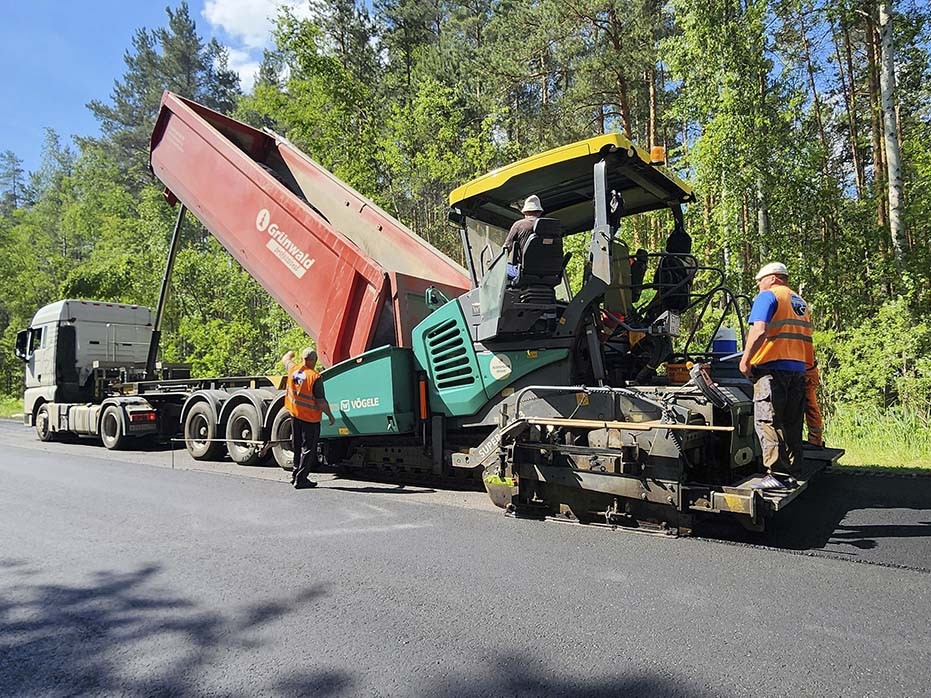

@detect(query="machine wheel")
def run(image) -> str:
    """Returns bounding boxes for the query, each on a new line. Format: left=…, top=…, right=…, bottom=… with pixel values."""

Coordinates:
left=35, top=404, right=55, bottom=442
left=270, top=407, right=294, bottom=471
left=183, top=402, right=225, bottom=461
left=100, top=405, right=127, bottom=450
left=225, top=403, right=264, bottom=466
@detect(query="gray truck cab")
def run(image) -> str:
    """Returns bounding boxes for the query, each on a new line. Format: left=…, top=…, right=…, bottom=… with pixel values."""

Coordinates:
left=15, top=300, right=154, bottom=428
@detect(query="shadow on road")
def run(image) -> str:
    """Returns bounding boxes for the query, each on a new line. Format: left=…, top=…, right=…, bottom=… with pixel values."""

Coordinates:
left=702, top=470, right=931, bottom=569
left=324, top=484, right=437, bottom=495
left=0, top=560, right=721, bottom=697
left=279, top=655, right=711, bottom=697
left=0, top=561, right=343, bottom=696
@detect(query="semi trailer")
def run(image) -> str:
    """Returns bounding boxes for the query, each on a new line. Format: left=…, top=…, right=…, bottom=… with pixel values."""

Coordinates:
left=15, top=92, right=843, bottom=534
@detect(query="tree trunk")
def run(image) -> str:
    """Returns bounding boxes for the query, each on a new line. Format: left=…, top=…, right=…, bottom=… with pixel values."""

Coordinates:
left=660, top=65, right=668, bottom=152
left=756, top=176, right=770, bottom=246
left=616, top=71, right=633, bottom=138
left=834, top=20, right=864, bottom=199
left=800, top=10, right=831, bottom=181
left=865, top=7, right=888, bottom=228
left=648, top=64, right=658, bottom=148
left=799, top=8, right=836, bottom=261
left=606, top=7, right=633, bottom=138
left=878, top=0, right=907, bottom=264
left=755, top=66, right=770, bottom=250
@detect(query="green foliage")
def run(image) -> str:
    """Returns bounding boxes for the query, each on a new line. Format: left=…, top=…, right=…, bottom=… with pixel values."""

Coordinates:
left=819, top=297, right=931, bottom=413
left=0, top=394, right=23, bottom=419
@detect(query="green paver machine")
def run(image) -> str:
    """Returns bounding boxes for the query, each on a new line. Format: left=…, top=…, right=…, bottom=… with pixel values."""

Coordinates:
left=323, top=134, right=843, bottom=534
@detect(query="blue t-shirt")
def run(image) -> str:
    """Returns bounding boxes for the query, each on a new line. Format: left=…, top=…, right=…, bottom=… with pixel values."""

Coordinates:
left=748, top=290, right=805, bottom=372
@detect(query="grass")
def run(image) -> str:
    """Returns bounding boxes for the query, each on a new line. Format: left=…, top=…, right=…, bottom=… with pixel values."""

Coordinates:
left=827, top=404, right=931, bottom=470
left=0, top=394, right=24, bottom=419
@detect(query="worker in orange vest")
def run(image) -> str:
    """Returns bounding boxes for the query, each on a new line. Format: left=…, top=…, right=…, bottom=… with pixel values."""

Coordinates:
left=805, top=360, right=824, bottom=447
left=282, top=348, right=334, bottom=489
left=739, top=262, right=814, bottom=489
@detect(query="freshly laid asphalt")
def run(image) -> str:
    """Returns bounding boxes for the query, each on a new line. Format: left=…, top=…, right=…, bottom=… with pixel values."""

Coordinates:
left=1, top=419, right=929, bottom=697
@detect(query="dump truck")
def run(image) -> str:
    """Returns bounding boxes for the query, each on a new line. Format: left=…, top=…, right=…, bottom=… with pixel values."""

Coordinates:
left=15, top=92, right=842, bottom=534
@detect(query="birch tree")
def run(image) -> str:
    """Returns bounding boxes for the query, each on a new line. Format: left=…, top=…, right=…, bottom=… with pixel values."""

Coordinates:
left=878, top=0, right=907, bottom=264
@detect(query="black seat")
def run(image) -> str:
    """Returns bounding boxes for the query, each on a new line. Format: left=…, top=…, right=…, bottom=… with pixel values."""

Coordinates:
left=652, top=223, right=694, bottom=313
left=513, top=218, right=563, bottom=288
left=483, top=217, right=564, bottom=339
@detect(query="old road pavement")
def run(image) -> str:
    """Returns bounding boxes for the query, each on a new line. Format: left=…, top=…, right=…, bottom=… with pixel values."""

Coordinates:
left=1, top=419, right=930, bottom=697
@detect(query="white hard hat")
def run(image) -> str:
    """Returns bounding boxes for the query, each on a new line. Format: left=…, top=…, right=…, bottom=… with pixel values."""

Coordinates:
left=755, top=262, right=788, bottom=280
left=521, top=195, right=543, bottom=213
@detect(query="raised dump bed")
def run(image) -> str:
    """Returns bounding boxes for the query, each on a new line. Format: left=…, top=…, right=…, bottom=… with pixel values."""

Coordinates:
left=150, top=92, right=470, bottom=367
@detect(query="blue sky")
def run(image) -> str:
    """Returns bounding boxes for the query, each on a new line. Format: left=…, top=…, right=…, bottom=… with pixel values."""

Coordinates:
left=0, top=0, right=303, bottom=175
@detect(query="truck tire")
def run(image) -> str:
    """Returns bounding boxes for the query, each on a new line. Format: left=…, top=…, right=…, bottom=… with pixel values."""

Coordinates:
left=183, top=402, right=225, bottom=461
left=100, top=405, right=127, bottom=450
left=270, top=407, right=294, bottom=471
left=35, top=404, right=56, bottom=442
left=225, top=403, right=264, bottom=466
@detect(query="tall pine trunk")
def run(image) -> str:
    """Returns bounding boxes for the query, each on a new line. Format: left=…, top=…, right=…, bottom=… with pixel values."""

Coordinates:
left=833, top=20, right=864, bottom=199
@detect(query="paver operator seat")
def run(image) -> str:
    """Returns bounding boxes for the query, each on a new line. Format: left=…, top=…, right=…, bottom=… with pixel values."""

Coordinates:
left=512, top=217, right=565, bottom=288
left=480, top=217, right=565, bottom=341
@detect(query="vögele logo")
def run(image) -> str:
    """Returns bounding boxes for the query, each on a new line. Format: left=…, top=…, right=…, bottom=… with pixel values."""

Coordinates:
left=256, top=208, right=271, bottom=232
left=338, top=397, right=381, bottom=412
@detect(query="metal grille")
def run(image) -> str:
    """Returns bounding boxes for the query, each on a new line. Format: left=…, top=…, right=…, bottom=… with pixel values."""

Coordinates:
left=426, top=319, right=476, bottom=389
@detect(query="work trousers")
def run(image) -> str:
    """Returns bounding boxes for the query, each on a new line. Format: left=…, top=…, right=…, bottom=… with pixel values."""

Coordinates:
left=753, top=369, right=806, bottom=477
left=805, top=364, right=823, bottom=446
left=291, top=416, right=321, bottom=484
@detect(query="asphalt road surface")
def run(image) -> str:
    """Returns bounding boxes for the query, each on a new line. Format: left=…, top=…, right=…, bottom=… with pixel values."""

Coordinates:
left=1, top=420, right=930, bottom=697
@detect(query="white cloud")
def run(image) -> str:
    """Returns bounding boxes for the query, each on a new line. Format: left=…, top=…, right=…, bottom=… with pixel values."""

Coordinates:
left=204, top=0, right=312, bottom=93
left=226, top=48, right=261, bottom=92
left=202, top=0, right=310, bottom=50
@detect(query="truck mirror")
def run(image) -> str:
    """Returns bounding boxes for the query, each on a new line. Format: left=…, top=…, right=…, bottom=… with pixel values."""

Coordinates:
left=14, top=330, right=28, bottom=361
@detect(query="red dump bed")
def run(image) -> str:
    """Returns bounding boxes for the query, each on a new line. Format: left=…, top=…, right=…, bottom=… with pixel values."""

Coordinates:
left=150, top=92, right=470, bottom=366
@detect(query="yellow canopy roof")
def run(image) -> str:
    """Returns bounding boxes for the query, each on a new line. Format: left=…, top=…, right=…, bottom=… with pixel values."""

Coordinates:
left=449, top=134, right=693, bottom=234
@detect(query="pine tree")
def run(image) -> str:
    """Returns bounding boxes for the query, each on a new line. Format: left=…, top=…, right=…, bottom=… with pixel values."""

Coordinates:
left=0, top=150, right=25, bottom=216
left=85, top=2, right=241, bottom=189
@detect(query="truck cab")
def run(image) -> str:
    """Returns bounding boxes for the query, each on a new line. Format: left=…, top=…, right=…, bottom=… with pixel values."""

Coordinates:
left=15, top=300, right=155, bottom=428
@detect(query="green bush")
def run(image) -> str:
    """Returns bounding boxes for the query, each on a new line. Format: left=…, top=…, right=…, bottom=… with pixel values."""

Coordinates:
left=818, top=297, right=931, bottom=415
left=0, top=394, right=23, bottom=419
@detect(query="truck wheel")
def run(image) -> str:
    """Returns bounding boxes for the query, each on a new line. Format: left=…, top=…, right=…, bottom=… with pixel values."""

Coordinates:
left=35, top=404, right=56, bottom=442
left=225, top=403, right=263, bottom=466
left=184, top=402, right=224, bottom=461
left=270, top=407, right=294, bottom=471
left=100, top=405, right=127, bottom=450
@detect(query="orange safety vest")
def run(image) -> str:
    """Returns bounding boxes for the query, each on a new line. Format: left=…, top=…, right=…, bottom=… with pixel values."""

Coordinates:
left=285, top=364, right=323, bottom=423
left=750, top=284, right=815, bottom=367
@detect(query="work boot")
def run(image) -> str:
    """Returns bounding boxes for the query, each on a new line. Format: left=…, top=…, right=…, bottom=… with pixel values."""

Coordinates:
left=752, top=474, right=788, bottom=490
left=293, top=479, right=317, bottom=490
